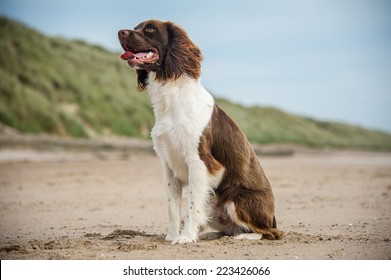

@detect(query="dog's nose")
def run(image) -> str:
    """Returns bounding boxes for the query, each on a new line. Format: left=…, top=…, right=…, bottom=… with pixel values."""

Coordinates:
left=118, top=29, right=130, bottom=38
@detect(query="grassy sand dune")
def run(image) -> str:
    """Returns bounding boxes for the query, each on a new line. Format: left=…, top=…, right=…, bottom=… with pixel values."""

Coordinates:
left=1, top=17, right=390, bottom=150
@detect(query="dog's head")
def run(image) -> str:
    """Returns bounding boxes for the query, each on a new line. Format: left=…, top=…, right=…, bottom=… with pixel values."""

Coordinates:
left=118, top=19, right=202, bottom=90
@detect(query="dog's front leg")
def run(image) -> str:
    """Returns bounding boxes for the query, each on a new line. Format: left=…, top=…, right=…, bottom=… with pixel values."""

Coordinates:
left=173, top=159, right=209, bottom=244
left=164, top=164, right=183, bottom=242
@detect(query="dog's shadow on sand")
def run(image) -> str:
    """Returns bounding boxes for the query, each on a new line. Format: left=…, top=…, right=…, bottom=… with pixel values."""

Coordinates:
left=101, top=229, right=165, bottom=242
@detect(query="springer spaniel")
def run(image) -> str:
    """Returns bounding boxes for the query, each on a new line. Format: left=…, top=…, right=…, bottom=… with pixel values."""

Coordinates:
left=118, top=20, right=282, bottom=244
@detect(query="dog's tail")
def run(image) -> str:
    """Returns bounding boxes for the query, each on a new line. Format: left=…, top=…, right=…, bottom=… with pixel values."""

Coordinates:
left=253, top=215, right=283, bottom=240
left=252, top=226, right=283, bottom=240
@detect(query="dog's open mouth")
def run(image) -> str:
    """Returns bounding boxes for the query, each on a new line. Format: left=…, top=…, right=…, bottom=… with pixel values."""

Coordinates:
left=120, top=48, right=159, bottom=66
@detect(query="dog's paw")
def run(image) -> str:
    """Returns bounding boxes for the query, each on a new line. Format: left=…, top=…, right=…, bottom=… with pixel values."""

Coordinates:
left=165, top=233, right=179, bottom=242
left=171, top=234, right=197, bottom=244
left=234, top=233, right=263, bottom=240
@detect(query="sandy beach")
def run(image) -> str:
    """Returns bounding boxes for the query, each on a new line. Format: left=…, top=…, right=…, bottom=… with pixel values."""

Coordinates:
left=0, top=138, right=390, bottom=260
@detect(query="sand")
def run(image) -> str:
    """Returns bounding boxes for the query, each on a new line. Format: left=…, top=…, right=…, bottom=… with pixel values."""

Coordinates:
left=0, top=139, right=390, bottom=260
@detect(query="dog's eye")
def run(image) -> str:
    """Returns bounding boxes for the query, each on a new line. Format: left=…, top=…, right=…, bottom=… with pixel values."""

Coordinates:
left=145, top=27, right=156, bottom=33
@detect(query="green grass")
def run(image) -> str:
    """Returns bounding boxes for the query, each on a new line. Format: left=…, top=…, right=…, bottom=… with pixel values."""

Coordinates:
left=217, top=99, right=391, bottom=150
left=1, top=16, right=391, bottom=150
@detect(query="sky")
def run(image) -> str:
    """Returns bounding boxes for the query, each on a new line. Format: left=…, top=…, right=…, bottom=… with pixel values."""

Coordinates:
left=1, top=0, right=391, bottom=133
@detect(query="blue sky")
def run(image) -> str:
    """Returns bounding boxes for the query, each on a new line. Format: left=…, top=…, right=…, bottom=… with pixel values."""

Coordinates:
left=1, top=0, right=391, bottom=133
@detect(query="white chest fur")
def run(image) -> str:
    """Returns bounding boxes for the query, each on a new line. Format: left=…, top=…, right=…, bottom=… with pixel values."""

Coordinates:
left=147, top=73, right=214, bottom=182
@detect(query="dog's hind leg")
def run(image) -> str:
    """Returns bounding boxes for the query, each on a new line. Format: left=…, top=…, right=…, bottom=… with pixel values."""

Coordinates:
left=199, top=231, right=224, bottom=240
left=222, top=189, right=283, bottom=240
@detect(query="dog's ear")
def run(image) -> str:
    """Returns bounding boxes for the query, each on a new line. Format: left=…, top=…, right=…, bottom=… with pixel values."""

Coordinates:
left=137, top=69, right=148, bottom=91
left=163, top=22, right=202, bottom=80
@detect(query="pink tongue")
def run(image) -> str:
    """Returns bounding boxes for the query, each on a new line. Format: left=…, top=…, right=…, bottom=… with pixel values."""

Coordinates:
left=120, top=51, right=149, bottom=60
left=121, top=51, right=134, bottom=60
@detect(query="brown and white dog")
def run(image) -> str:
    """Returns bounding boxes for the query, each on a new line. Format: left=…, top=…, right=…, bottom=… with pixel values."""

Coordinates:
left=118, top=20, right=282, bottom=244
